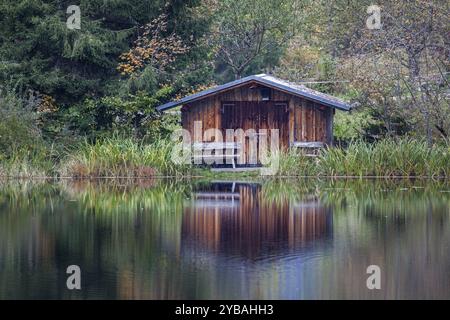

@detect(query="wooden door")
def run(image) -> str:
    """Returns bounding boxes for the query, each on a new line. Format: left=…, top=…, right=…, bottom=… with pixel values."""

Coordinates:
left=221, top=101, right=289, bottom=165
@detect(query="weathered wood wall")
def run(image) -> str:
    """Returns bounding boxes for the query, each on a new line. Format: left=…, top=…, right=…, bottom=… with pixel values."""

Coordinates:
left=181, top=81, right=334, bottom=149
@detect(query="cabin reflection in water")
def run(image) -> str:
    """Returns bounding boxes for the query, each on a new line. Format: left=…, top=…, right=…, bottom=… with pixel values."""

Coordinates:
left=181, top=182, right=333, bottom=258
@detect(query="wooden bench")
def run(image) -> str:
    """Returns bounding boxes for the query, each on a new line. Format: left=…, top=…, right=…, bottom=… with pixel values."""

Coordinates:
left=291, top=141, right=325, bottom=157
left=193, top=142, right=242, bottom=168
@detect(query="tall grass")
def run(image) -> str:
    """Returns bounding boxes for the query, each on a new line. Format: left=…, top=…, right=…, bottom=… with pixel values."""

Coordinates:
left=1, top=135, right=448, bottom=179
left=59, top=136, right=192, bottom=178
left=0, top=153, right=55, bottom=178
left=278, top=138, right=450, bottom=178
left=0, top=135, right=58, bottom=178
left=0, top=87, right=57, bottom=178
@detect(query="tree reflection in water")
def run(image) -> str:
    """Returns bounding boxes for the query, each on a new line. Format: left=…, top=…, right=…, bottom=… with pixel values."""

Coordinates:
left=0, top=179, right=449, bottom=299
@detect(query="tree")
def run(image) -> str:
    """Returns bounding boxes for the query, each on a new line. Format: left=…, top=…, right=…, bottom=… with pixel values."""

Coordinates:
left=116, top=0, right=215, bottom=91
left=300, top=0, right=450, bottom=142
left=0, top=0, right=169, bottom=105
left=0, top=0, right=213, bottom=103
left=346, top=0, right=450, bottom=143
left=117, top=13, right=190, bottom=76
left=0, top=0, right=214, bottom=140
left=210, top=0, right=297, bottom=80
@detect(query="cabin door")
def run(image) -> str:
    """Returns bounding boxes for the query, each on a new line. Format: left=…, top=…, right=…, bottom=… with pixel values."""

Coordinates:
left=221, top=101, right=289, bottom=165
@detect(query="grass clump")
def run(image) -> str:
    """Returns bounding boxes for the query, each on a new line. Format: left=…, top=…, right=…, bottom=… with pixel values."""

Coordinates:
left=278, top=138, right=450, bottom=178
left=59, top=136, right=192, bottom=178
left=0, top=150, right=56, bottom=178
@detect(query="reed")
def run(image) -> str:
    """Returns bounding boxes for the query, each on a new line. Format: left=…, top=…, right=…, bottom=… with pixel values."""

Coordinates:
left=278, top=138, right=450, bottom=178
left=1, top=136, right=448, bottom=179
left=59, top=136, right=192, bottom=178
left=0, top=147, right=57, bottom=178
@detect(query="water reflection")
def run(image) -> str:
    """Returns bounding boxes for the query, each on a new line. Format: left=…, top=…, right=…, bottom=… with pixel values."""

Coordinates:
left=182, top=182, right=332, bottom=258
left=0, top=179, right=449, bottom=299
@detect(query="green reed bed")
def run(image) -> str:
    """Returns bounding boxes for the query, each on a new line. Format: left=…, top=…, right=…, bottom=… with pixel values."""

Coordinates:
left=59, top=137, right=192, bottom=178
left=278, top=138, right=450, bottom=178
left=1, top=137, right=448, bottom=179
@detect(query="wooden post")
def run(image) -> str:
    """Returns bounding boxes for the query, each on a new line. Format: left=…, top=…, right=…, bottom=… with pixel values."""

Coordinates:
left=326, top=109, right=334, bottom=146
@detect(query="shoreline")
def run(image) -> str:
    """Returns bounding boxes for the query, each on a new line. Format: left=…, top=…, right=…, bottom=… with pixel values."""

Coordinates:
left=1, top=175, right=449, bottom=180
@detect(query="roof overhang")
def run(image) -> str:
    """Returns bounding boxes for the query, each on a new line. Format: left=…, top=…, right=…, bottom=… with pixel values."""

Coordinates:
left=157, top=74, right=351, bottom=112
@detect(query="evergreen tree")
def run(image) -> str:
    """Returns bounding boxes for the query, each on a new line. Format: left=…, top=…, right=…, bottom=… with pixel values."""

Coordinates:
left=0, top=0, right=212, bottom=104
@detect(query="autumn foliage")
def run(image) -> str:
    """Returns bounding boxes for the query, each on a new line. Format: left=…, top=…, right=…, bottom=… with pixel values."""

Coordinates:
left=118, top=13, right=190, bottom=75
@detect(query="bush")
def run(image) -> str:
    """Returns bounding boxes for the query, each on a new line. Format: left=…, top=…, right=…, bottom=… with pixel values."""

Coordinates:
left=333, top=109, right=382, bottom=144
left=0, top=88, right=56, bottom=177
left=64, top=87, right=176, bottom=140
left=0, top=89, right=39, bottom=154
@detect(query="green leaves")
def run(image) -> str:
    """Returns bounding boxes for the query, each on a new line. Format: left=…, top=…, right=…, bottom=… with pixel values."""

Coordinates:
left=334, top=109, right=381, bottom=142
left=63, top=87, right=175, bottom=140
left=0, top=0, right=166, bottom=105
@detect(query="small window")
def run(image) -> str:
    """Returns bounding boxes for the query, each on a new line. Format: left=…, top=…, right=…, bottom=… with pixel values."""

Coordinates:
left=261, top=88, right=271, bottom=101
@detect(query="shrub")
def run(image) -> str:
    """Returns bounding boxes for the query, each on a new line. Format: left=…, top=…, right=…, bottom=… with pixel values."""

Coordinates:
left=0, top=88, right=55, bottom=177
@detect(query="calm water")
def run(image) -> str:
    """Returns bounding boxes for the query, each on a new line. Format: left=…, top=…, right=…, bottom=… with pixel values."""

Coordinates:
left=0, top=179, right=449, bottom=299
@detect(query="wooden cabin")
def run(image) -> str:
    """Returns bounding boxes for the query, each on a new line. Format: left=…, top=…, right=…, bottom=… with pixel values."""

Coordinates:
left=157, top=74, right=350, bottom=165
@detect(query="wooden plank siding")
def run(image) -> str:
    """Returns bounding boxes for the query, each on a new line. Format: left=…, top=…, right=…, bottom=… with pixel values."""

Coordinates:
left=181, top=82, right=334, bottom=163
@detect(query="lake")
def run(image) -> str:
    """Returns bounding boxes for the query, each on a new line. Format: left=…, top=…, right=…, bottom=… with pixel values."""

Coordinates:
left=0, top=179, right=449, bottom=299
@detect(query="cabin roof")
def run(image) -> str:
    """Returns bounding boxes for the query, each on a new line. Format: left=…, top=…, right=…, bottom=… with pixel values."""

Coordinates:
left=157, top=74, right=351, bottom=112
